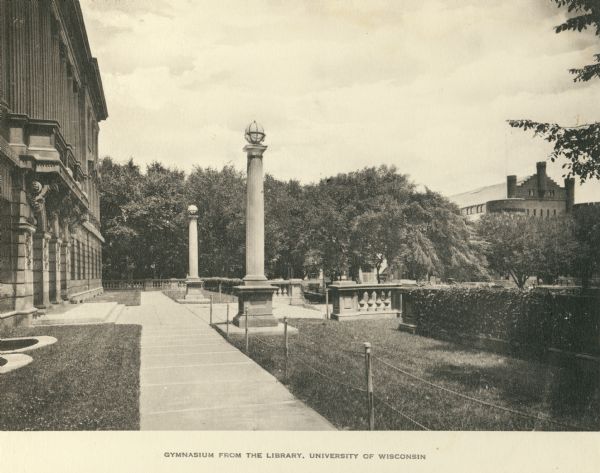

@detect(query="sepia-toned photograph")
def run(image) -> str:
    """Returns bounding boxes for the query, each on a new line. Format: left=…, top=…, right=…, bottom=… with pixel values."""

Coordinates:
left=0, top=0, right=599, bottom=471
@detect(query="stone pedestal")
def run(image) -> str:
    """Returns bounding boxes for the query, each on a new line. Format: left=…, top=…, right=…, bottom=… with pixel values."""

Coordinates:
left=398, top=291, right=418, bottom=334
left=233, top=285, right=278, bottom=328
left=183, top=278, right=209, bottom=304
left=288, top=278, right=305, bottom=306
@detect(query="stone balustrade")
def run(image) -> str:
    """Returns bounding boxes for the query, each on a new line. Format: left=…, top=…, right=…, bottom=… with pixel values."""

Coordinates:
left=269, top=279, right=289, bottom=297
left=329, top=281, right=416, bottom=322
left=103, top=278, right=185, bottom=291
left=268, top=278, right=305, bottom=305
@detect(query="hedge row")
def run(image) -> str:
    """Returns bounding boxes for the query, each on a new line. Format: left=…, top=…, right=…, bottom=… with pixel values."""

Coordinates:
left=202, top=277, right=243, bottom=294
left=404, top=288, right=599, bottom=355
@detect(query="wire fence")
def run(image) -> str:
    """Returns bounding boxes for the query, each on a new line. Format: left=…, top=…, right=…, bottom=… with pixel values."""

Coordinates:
left=219, top=316, right=592, bottom=432
left=226, top=318, right=429, bottom=431
left=371, top=355, right=589, bottom=431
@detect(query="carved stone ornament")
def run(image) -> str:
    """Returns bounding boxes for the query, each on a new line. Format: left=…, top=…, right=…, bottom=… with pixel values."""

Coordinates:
left=28, top=180, right=57, bottom=231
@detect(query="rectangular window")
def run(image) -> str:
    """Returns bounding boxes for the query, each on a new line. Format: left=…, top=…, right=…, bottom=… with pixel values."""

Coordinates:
left=533, top=209, right=536, bottom=216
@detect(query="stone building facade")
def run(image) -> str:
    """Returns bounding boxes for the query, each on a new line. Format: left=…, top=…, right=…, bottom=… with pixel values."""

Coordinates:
left=449, top=162, right=575, bottom=221
left=0, top=0, right=107, bottom=326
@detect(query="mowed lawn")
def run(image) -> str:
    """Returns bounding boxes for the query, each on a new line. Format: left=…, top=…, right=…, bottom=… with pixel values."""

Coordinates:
left=228, top=318, right=600, bottom=431
left=0, top=324, right=141, bottom=430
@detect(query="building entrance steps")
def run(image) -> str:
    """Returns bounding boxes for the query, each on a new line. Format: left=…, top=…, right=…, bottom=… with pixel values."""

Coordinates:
left=32, top=302, right=125, bottom=326
left=116, top=291, right=334, bottom=431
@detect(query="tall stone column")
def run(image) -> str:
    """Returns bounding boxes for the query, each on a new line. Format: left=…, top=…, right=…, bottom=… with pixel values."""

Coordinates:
left=234, top=122, right=278, bottom=328
left=182, top=205, right=208, bottom=303
left=188, top=205, right=199, bottom=279
left=244, top=143, right=267, bottom=284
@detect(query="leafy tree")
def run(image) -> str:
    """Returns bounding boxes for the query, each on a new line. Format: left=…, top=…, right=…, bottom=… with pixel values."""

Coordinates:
left=98, top=157, right=143, bottom=279
left=476, top=213, right=577, bottom=288
left=264, top=176, right=310, bottom=279
left=302, top=165, right=481, bottom=283
left=303, top=165, right=414, bottom=281
left=531, top=216, right=579, bottom=284
left=571, top=204, right=600, bottom=288
left=98, top=158, right=187, bottom=279
left=509, top=0, right=600, bottom=181
left=351, top=197, right=406, bottom=283
left=477, top=213, right=539, bottom=288
left=185, top=165, right=246, bottom=278
left=401, top=190, right=487, bottom=281
left=98, top=159, right=486, bottom=284
left=133, top=162, right=187, bottom=278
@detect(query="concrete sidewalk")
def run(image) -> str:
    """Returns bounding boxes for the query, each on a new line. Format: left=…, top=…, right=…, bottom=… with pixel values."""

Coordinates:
left=117, top=292, right=334, bottom=430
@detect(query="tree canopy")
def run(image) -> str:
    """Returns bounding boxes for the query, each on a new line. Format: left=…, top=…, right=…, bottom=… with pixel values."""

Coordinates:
left=509, top=0, right=600, bottom=181
left=476, top=213, right=600, bottom=288
left=98, top=159, right=481, bottom=282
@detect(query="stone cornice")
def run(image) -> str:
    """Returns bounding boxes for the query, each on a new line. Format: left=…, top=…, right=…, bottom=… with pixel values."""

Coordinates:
left=0, top=135, right=19, bottom=166
left=82, top=220, right=105, bottom=243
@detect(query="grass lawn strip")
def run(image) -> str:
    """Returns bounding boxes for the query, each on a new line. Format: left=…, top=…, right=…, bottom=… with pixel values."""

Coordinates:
left=227, top=318, right=599, bottom=431
left=0, top=324, right=141, bottom=430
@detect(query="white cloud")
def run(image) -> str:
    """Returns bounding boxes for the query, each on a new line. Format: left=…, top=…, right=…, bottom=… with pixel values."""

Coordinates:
left=82, top=0, right=600, bottom=203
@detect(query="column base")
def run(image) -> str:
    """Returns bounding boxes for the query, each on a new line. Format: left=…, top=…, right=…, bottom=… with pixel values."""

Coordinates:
left=233, top=284, right=278, bottom=328
left=182, top=278, right=210, bottom=303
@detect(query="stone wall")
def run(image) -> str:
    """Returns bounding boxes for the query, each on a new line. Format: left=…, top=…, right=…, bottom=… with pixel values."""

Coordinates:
left=0, top=1, right=107, bottom=324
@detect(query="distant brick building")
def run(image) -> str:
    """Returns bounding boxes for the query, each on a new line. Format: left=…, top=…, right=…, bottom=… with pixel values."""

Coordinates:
left=0, top=1, right=107, bottom=326
left=449, top=162, right=575, bottom=221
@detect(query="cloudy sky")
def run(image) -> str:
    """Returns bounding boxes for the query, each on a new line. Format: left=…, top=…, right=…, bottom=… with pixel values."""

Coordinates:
left=80, top=0, right=600, bottom=202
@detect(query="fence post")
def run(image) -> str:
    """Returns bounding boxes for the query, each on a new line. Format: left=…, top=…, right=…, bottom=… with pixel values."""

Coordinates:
left=325, top=287, right=330, bottom=320
left=284, top=317, right=289, bottom=379
left=209, top=295, right=213, bottom=326
left=226, top=304, right=230, bottom=339
left=245, top=308, right=249, bottom=354
left=364, top=342, right=375, bottom=431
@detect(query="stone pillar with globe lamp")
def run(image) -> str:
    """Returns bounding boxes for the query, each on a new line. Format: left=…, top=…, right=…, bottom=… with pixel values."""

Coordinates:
left=183, top=204, right=208, bottom=303
left=233, top=121, right=278, bottom=327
